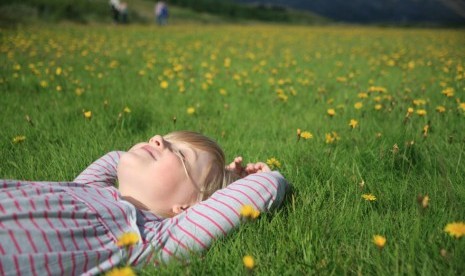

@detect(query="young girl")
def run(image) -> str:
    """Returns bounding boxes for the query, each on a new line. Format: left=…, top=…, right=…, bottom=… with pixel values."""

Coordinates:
left=0, top=131, right=288, bottom=275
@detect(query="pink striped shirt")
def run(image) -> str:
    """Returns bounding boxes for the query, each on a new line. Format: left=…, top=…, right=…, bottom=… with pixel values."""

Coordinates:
left=0, top=151, right=288, bottom=275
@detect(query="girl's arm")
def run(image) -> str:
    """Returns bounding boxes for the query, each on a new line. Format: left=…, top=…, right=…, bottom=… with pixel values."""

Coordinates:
left=156, top=170, right=288, bottom=262
left=73, top=151, right=124, bottom=187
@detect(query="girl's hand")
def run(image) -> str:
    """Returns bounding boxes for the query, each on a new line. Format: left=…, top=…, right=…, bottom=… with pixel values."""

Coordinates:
left=225, top=156, right=247, bottom=178
left=226, top=157, right=271, bottom=178
left=244, top=162, right=271, bottom=174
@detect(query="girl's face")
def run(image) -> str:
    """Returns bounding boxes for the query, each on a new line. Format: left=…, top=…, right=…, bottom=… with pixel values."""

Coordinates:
left=117, top=135, right=213, bottom=217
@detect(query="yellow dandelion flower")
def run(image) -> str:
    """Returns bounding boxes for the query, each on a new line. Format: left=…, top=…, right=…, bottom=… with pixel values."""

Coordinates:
left=444, top=222, right=465, bottom=238
left=105, top=266, right=136, bottom=276
left=406, top=107, right=414, bottom=116
left=83, top=110, right=92, bottom=119
left=358, top=92, right=368, bottom=99
left=413, top=99, right=426, bottom=106
left=349, top=119, right=358, bottom=129
left=416, top=109, right=427, bottom=116
left=173, top=64, right=183, bottom=72
left=373, top=235, right=386, bottom=249
left=325, top=132, right=340, bottom=144
left=441, top=87, right=454, bottom=97
left=408, top=61, right=415, bottom=69
left=277, top=93, right=288, bottom=102
left=12, top=135, right=26, bottom=144
left=266, top=157, right=281, bottom=169
left=300, top=131, right=313, bottom=139
left=354, top=102, right=363, bottom=109
left=459, top=103, right=465, bottom=112
left=160, top=81, right=168, bottom=89
left=187, top=107, right=196, bottom=115
left=327, top=108, right=336, bottom=117
left=75, top=88, right=84, bottom=96
left=109, top=60, right=119, bottom=69
left=362, top=194, right=376, bottom=201
left=55, top=67, right=62, bottom=76
left=436, top=106, right=446, bottom=113
left=374, top=104, right=382, bottom=110
left=116, top=232, right=139, bottom=247
left=325, top=133, right=334, bottom=144
left=123, top=107, right=131, bottom=113
left=368, top=86, right=387, bottom=93
left=243, top=255, right=255, bottom=270
left=40, top=80, right=48, bottom=88
left=336, top=76, right=347, bottom=83
left=224, top=58, right=231, bottom=68
left=219, top=88, right=227, bottom=96
left=240, top=205, right=260, bottom=219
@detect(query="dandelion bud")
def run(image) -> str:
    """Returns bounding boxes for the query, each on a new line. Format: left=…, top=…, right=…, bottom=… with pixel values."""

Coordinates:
left=25, top=115, right=34, bottom=126
left=392, top=144, right=399, bottom=154
left=422, top=195, right=430, bottom=208
left=440, top=249, right=447, bottom=257
left=423, top=125, right=429, bottom=137
left=417, top=194, right=430, bottom=209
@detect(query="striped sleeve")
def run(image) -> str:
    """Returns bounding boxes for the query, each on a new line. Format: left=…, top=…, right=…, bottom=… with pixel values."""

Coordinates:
left=73, top=151, right=124, bottom=188
left=156, top=171, right=288, bottom=262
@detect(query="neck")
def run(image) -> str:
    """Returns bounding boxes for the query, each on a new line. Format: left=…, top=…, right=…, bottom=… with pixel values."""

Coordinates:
left=121, top=195, right=174, bottom=218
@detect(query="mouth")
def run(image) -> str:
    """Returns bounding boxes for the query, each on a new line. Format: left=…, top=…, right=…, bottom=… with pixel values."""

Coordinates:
left=142, top=145, right=157, bottom=160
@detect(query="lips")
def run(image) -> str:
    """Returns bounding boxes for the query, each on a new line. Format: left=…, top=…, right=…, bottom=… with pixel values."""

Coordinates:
left=142, top=145, right=157, bottom=160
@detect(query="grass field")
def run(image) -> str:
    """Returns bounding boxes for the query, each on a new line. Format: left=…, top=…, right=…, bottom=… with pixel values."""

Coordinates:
left=1, top=24, right=465, bottom=274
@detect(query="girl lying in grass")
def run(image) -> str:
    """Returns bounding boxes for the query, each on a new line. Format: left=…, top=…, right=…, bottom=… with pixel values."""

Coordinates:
left=0, top=130, right=288, bottom=275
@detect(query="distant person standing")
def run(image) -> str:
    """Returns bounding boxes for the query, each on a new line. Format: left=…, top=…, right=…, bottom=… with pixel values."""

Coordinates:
left=119, top=2, right=128, bottom=24
left=155, top=1, right=169, bottom=25
left=109, top=0, right=121, bottom=23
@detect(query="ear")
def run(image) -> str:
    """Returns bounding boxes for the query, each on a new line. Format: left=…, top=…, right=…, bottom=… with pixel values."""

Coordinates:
left=171, top=204, right=190, bottom=215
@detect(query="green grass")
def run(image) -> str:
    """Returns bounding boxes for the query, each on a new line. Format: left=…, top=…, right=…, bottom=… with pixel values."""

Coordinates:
left=1, top=24, right=465, bottom=274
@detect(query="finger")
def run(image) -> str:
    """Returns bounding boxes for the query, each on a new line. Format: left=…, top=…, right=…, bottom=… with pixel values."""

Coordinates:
left=245, top=163, right=255, bottom=173
left=234, top=156, right=243, bottom=165
left=257, top=162, right=271, bottom=172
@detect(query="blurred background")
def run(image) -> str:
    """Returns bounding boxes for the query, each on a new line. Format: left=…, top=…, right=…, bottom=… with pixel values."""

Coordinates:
left=1, top=0, right=464, bottom=27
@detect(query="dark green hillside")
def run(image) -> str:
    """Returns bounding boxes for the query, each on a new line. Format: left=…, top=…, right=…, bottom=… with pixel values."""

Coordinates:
left=0, top=0, right=329, bottom=26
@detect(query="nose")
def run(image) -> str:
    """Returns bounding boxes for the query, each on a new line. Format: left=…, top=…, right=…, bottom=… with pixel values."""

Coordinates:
left=149, top=135, right=165, bottom=149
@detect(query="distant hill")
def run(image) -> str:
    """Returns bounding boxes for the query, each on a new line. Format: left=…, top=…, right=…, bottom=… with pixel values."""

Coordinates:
left=0, top=0, right=329, bottom=26
left=232, top=0, right=465, bottom=25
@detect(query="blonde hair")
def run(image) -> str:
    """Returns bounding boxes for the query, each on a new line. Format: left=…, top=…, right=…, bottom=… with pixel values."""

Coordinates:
left=164, top=130, right=238, bottom=201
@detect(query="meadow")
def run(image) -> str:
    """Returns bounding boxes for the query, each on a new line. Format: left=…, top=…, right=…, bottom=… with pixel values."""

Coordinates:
left=1, top=24, right=465, bottom=274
